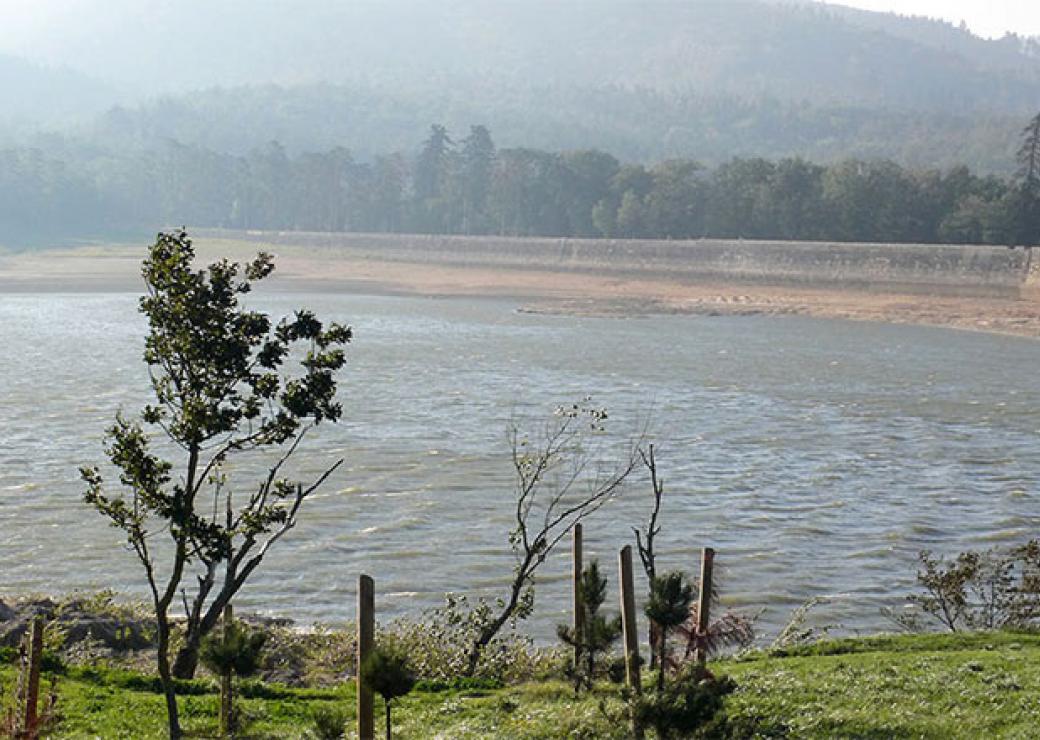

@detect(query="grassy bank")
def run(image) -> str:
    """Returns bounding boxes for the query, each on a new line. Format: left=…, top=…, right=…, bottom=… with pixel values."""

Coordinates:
left=7, top=631, right=1040, bottom=738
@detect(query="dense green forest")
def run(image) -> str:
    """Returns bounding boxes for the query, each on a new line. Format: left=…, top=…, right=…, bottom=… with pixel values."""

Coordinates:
left=4, top=119, right=1038, bottom=247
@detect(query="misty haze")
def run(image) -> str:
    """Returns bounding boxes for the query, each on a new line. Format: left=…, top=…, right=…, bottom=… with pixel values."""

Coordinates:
left=1, top=2, right=1040, bottom=738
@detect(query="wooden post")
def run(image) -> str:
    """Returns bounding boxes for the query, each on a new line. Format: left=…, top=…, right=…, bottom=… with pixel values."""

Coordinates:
left=23, top=617, right=43, bottom=736
left=618, top=545, right=640, bottom=692
left=695, top=547, right=715, bottom=667
left=618, top=546, right=644, bottom=740
left=357, top=574, right=375, bottom=740
left=572, top=523, right=584, bottom=671
left=220, top=603, right=234, bottom=738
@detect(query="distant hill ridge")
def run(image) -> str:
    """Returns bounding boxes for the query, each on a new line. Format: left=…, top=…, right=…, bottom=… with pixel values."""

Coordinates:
left=2, top=1, right=1039, bottom=170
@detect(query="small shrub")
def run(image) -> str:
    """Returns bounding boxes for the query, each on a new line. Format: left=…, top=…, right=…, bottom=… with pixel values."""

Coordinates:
left=414, top=676, right=503, bottom=693
left=632, top=665, right=736, bottom=740
left=890, top=542, right=1040, bottom=633
left=258, top=622, right=356, bottom=687
left=380, top=594, right=560, bottom=683
left=201, top=620, right=267, bottom=735
left=674, top=607, right=756, bottom=669
left=771, top=598, right=835, bottom=652
left=311, top=704, right=350, bottom=740
left=362, top=643, right=417, bottom=740
left=201, top=621, right=267, bottom=678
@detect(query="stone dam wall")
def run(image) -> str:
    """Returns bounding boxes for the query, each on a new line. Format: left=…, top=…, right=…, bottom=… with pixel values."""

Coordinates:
left=200, top=230, right=1038, bottom=299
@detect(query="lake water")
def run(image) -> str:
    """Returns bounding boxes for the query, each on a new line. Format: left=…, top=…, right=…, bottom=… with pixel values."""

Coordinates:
left=1, top=292, right=1039, bottom=642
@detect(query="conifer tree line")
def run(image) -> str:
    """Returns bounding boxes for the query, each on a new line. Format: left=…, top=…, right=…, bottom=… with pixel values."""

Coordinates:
left=3, top=116, right=1039, bottom=246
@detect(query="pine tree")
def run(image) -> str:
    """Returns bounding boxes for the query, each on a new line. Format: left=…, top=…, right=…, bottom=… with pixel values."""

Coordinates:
left=1018, top=112, right=1040, bottom=193
left=556, top=559, right=622, bottom=691
left=1016, top=112, right=1040, bottom=245
left=459, top=125, right=496, bottom=232
left=645, top=572, right=694, bottom=691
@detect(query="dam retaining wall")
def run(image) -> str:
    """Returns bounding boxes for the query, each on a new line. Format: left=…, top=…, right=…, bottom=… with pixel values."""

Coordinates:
left=199, top=230, right=1036, bottom=299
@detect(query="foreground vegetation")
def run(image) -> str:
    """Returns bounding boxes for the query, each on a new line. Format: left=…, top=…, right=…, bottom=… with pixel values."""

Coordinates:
left=4, top=631, right=1040, bottom=738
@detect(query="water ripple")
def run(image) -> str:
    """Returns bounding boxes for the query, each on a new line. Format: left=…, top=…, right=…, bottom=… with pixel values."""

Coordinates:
left=1, top=292, right=1039, bottom=640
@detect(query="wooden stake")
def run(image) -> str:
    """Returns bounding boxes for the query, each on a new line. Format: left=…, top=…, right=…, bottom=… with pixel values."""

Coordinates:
left=23, top=617, right=43, bottom=736
left=695, top=547, right=715, bottom=666
left=619, top=546, right=644, bottom=740
left=220, top=604, right=234, bottom=738
left=618, top=545, right=640, bottom=693
left=572, top=523, right=584, bottom=671
left=357, top=574, right=375, bottom=740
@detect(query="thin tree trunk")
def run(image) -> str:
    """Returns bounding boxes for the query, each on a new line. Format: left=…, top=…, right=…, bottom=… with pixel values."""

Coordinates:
left=220, top=603, right=234, bottom=738
left=585, top=640, right=595, bottom=691
left=156, top=615, right=181, bottom=739
left=464, top=559, right=532, bottom=676
left=385, top=702, right=392, bottom=740
left=465, top=608, right=514, bottom=677
left=656, top=630, right=667, bottom=692
left=172, top=635, right=201, bottom=679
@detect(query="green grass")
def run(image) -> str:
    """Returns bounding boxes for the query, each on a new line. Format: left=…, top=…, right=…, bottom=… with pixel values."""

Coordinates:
left=7, top=631, right=1040, bottom=738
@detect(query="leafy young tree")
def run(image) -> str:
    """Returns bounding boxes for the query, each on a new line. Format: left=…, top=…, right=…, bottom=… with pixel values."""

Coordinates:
left=462, top=400, right=640, bottom=676
left=889, top=544, right=1040, bottom=633
left=643, top=159, right=705, bottom=239
left=81, top=230, right=351, bottom=738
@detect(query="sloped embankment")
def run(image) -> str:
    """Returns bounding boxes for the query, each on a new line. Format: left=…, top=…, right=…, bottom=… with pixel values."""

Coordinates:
left=201, top=230, right=1036, bottom=299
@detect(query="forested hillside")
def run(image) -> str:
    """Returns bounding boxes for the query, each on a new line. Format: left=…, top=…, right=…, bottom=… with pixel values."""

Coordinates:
left=10, top=1, right=1040, bottom=109
left=83, top=84, right=1024, bottom=172
left=0, top=54, right=119, bottom=128
left=1, top=1, right=1038, bottom=167
left=2, top=1, right=1040, bottom=246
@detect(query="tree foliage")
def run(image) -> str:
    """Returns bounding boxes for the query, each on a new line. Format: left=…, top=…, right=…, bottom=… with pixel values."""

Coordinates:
left=81, top=230, right=351, bottom=737
left=632, top=665, right=737, bottom=740
left=888, top=543, right=1040, bottom=633
left=200, top=621, right=267, bottom=679
left=645, top=572, right=694, bottom=692
left=6, top=116, right=1040, bottom=247
left=361, top=643, right=417, bottom=740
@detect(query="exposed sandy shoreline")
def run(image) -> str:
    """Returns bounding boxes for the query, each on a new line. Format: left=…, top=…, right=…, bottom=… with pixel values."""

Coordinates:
left=2, top=238, right=1039, bottom=338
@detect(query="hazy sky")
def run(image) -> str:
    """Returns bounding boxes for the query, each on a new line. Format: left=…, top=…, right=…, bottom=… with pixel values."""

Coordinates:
left=0, top=1, right=1037, bottom=65
left=823, top=1, right=1040, bottom=38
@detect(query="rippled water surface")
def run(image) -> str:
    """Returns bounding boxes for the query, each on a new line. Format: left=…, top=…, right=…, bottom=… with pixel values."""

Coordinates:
left=2, top=292, right=1039, bottom=639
